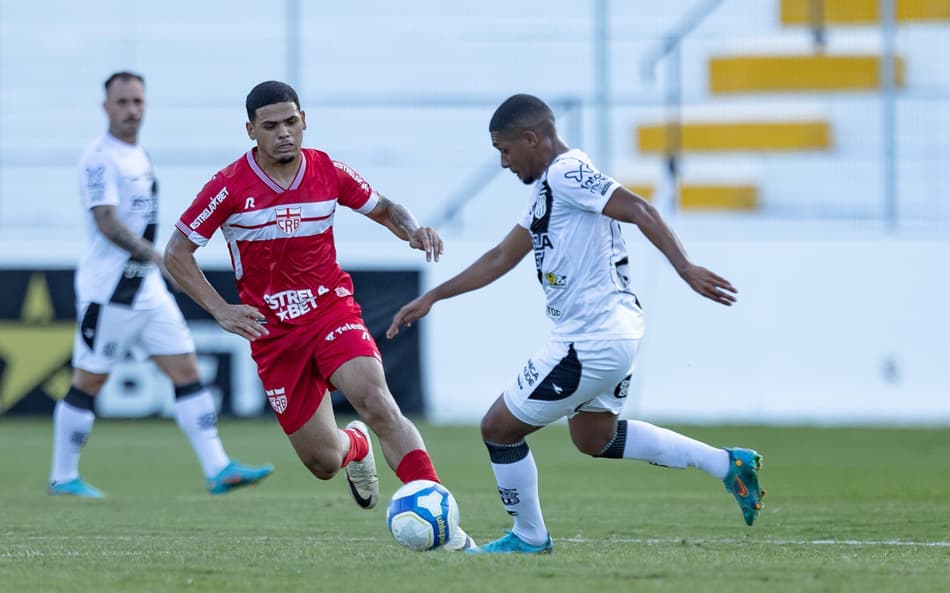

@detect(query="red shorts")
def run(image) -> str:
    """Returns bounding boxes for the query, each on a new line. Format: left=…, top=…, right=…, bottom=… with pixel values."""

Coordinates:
left=251, top=297, right=381, bottom=434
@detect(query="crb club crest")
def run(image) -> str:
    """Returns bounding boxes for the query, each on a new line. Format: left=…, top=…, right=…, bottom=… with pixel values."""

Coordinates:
left=275, top=207, right=302, bottom=235
left=265, top=387, right=288, bottom=414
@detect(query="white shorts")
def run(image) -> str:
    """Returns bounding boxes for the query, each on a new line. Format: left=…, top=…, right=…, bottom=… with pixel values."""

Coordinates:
left=72, top=295, right=196, bottom=374
left=503, top=339, right=639, bottom=427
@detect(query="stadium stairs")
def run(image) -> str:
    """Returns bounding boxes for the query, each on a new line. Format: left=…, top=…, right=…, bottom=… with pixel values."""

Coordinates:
left=626, top=0, right=950, bottom=214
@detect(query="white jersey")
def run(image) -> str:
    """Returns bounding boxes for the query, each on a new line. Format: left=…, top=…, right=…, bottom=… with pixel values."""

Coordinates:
left=76, top=134, right=169, bottom=309
left=518, top=148, right=645, bottom=341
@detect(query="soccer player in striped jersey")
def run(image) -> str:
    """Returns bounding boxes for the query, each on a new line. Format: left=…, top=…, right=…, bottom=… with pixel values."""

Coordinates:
left=388, top=94, right=765, bottom=554
left=49, top=72, right=273, bottom=499
left=165, top=81, right=473, bottom=550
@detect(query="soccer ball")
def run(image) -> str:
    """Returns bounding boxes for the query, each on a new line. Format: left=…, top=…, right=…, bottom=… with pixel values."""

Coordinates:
left=386, top=479, right=459, bottom=551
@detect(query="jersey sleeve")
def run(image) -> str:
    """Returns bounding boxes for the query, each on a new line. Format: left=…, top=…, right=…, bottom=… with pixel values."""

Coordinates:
left=174, top=175, right=234, bottom=247
left=516, top=199, right=534, bottom=230
left=333, top=160, right=378, bottom=214
left=547, top=157, right=619, bottom=213
left=78, top=150, right=120, bottom=209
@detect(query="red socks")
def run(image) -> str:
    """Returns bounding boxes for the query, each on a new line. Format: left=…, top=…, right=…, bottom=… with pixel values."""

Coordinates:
left=341, top=427, right=369, bottom=467
left=396, top=449, right=440, bottom=483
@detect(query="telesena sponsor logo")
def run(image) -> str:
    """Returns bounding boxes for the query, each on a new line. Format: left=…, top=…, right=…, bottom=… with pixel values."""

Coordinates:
left=264, top=288, right=317, bottom=321
left=325, top=322, right=370, bottom=342
left=189, top=187, right=228, bottom=229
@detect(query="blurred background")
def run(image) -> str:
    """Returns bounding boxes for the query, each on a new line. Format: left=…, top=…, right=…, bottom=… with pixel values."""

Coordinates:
left=1, top=0, right=948, bottom=426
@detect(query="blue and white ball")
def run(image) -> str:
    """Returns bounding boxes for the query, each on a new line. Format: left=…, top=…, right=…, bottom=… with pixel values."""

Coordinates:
left=386, top=479, right=459, bottom=551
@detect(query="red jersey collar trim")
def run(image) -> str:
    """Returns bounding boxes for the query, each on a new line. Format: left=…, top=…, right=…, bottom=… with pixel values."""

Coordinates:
left=245, top=149, right=307, bottom=193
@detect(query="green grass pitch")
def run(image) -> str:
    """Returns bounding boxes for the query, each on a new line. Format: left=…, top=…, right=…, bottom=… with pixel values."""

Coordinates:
left=2, top=418, right=949, bottom=592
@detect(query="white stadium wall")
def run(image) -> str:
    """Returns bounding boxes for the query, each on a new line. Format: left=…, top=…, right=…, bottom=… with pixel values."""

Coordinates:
left=2, top=1, right=949, bottom=424
left=399, top=223, right=950, bottom=426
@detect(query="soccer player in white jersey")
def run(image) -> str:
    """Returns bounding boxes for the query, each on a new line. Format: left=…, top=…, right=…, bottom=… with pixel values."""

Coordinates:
left=48, top=71, right=273, bottom=498
left=387, top=94, right=765, bottom=553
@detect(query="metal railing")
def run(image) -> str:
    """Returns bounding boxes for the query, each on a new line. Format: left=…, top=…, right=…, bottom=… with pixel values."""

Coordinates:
left=640, top=0, right=727, bottom=190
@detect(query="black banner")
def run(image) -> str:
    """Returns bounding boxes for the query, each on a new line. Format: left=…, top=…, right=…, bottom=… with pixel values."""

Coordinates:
left=0, top=268, right=424, bottom=417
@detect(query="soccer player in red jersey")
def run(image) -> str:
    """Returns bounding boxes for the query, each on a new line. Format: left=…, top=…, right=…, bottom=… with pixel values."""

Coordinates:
left=165, top=81, right=472, bottom=550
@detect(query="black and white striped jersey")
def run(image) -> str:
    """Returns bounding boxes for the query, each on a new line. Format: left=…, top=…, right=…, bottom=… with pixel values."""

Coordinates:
left=517, top=149, right=644, bottom=341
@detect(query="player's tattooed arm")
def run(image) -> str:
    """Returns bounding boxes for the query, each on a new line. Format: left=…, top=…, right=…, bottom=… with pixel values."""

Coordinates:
left=365, top=194, right=444, bottom=262
left=91, top=205, right=160, bottom=264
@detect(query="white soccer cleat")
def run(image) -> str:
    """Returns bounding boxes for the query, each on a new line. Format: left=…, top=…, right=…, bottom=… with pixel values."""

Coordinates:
left=344, top=420, right=379, bottom=509
left=442, top=525, right=476, bottom=551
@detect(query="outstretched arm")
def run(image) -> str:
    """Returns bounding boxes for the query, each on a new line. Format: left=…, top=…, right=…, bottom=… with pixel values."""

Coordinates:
left=602, top=187, right=737, bottom=306
left=364, top=194, right=443, bottom=262
left=164, top=232, right=269, bottom=340
left=386, top=225, right=532, bottom=338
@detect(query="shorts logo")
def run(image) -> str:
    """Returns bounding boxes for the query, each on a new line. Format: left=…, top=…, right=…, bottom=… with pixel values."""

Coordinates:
left=335, top=286, right=352, bottom=298
left=275, top=207, right=302, bottom=235
left=265, top=387, right=287, bottom=414
left=522, top=360, right=539, bottom=387
left=614, top=374, right=632, bottom=399
left=325, top=322, right=370, bottom=342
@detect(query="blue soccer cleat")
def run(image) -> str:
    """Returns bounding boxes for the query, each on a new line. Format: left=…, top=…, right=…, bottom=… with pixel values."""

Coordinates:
left=723, top=447, right=765, bottom=526
left=47, top=477, right=105, bottom=499
left=466, top=530, right=553, bottom=555
left=207, top=460, right=274, bottom=495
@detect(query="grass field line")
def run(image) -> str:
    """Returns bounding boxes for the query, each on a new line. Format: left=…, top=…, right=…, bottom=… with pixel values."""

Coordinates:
left=564, top=536, right=950, bottom=548
left=6, top=534, right=950, bottom=551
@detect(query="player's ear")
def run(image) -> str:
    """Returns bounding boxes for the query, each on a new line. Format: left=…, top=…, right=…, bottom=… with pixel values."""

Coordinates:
left=301, top=110, right=307, bottom=131
left=246, top=121, right=256, bottom=141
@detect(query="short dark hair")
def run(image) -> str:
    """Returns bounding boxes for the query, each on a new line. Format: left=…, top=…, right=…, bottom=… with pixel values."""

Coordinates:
left=104, top=71, right=145, bottom=93
left=246, top=81, right=300, bottom=121
left=489, top=94, right=555, bottom=134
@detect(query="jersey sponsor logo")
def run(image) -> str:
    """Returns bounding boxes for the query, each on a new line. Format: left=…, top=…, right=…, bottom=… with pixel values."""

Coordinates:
left=324, top=322, right=370, bottom=342
left=263, top=288, right=318, bottom=321
left=564, top=161, right=612, bottom=196
left=275, top=207, right=302, bottom=235
left=544, top=272, right=567, bottom=289
left=546, top=306, right=561, bottom=319
left=532, top=233, right=553, bottom=269
left=190, top=187, right=228, bottom=229
left=85, top=166, right=107, bottom=203
left=121, top=260, right=152, bottom=279
left=334, top=161, right=371, bottom=194
left=265, top=387, right=287, bottom=414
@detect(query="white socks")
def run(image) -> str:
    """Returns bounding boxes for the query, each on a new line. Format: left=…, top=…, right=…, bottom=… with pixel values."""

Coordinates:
left=50, top=399, right=95, bottom=483
left=621, top=420, right=729, bottom=480
left=174, top=389, right=229, bottom=479
left=486, top=441, right=549, bottom=546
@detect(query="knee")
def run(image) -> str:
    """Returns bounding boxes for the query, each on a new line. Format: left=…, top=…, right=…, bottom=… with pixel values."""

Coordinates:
left=573, top=431, right=615, bottom=457
left=479, top=414, right=504, bottom=443
left=354, top=389, right=401, bottom=430
left=300, top=454, right=340, bottom=481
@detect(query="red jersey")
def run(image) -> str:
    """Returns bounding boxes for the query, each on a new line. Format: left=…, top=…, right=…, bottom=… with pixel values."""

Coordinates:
left=175, top=148, right=378, bottom=332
